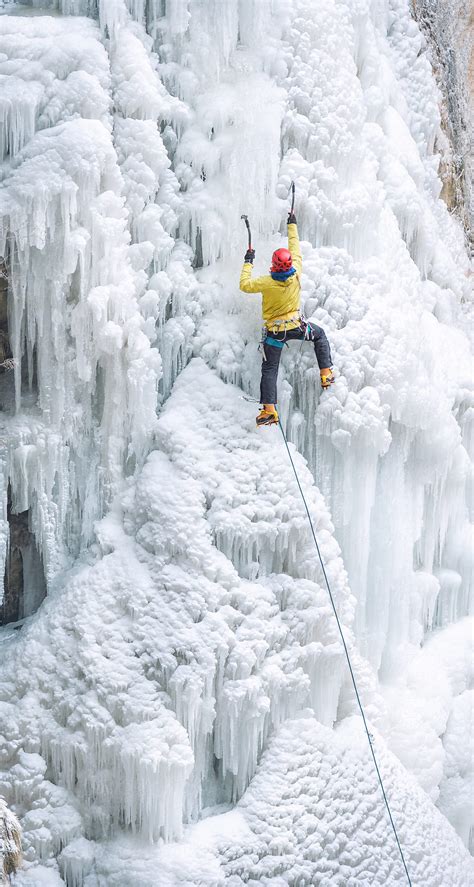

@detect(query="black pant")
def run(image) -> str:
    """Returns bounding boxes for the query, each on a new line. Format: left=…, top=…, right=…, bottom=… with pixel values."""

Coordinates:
left=260, top=322, right=332, bottom=405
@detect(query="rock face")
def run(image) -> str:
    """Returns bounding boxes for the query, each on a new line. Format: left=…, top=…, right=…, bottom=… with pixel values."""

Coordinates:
left=413, top=0, right=473, bottom=245
left=0, top=797, right=21, bottom=885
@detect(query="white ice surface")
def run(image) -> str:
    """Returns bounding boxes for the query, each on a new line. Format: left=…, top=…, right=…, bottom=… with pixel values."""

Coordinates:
left=56, top=718, right=474, bottom=886
left=384, top=617, right=474, bottom=843
left=1, top=361, right=354, bottom=852
left=0, top=0, right=472, bottom=885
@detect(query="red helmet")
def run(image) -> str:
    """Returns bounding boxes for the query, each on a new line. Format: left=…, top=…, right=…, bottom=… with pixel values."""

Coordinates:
left=271, top=248, right=292, bottom=272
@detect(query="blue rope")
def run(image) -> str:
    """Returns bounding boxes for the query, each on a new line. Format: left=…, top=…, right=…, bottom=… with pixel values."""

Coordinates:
left=278, top=420, right=413, bottom=887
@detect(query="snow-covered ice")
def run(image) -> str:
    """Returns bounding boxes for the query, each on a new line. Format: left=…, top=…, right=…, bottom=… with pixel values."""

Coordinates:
left=0, top=0, right=472, bottom=885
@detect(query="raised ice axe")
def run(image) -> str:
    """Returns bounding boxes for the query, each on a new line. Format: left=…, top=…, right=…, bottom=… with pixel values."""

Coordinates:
left=241, top=213, right=252, bottom=251
left=289, top=180, right=295, bottom=215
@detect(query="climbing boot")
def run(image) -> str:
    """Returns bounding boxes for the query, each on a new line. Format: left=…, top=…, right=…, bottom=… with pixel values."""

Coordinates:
left=256, top=407, right=279, bottom=426
left=320, top=368, right=335, bottom=389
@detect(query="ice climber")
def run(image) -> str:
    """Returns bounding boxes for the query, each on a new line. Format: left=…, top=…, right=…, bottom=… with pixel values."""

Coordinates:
left=240, top=211, right=334, bottom=426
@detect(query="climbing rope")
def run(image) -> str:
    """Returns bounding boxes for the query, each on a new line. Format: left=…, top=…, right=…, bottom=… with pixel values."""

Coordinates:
left=278, top=421, right=413, bottom=887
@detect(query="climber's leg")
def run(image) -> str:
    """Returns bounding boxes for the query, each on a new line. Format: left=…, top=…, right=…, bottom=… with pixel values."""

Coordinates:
left=307, top=323, right=334, bottom=388
left=258, top=339, right=283, bottom=424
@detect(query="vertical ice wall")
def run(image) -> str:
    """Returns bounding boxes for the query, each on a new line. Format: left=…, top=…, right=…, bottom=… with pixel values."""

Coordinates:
left=135, top=0, right=473, bottom=671
left=142, top=0, right=473, bottom=848
left=0, top=14, right=165, bottom=588
left=0, top=0, right=472, bottom=883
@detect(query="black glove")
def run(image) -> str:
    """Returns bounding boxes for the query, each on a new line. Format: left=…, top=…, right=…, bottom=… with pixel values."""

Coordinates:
left=244, top=248, right=255, bottom=263
left=287, top=211, right=297, bottom=225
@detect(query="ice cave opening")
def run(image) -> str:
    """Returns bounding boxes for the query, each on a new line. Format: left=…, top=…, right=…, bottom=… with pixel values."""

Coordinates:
left=1, top=489, right=46, bottom=625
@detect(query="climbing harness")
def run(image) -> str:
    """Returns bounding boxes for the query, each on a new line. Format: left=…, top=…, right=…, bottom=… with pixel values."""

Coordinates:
left=260, top=314, right=302, bottom=359
left=259, top=320, right=293, bottom=360
left=267, top=314, right=300, bottom=334
left=264, top=336, right=285, bottom=349
left=277, top=421, right=413, bottom=887
left=260, top=316, right=309, bottom=364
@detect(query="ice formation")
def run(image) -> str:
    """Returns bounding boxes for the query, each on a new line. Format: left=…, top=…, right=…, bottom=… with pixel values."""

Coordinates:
left=0, top=0, right=472, bottom=885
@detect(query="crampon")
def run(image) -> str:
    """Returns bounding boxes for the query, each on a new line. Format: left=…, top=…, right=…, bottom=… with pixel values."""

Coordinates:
left=256, top=407, right=279, bottom=426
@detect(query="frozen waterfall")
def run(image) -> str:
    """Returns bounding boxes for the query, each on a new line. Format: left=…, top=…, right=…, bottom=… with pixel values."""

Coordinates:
left=0, top=1, right=472, bottom=885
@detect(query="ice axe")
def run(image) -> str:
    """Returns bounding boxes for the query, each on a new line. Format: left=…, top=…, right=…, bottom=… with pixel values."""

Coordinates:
left=289, top=180, right=295, bottom=214
left=241, top=214, right=252, bottom=250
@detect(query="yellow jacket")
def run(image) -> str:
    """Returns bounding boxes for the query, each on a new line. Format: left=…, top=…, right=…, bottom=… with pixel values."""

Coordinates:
left=239, top=223, right=302, bottom=332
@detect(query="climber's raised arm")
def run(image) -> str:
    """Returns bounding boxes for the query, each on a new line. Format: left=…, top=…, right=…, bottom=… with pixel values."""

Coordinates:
left=239, top=248, right=267, bottom=293
left=287, top=211, right=302, bottom=275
